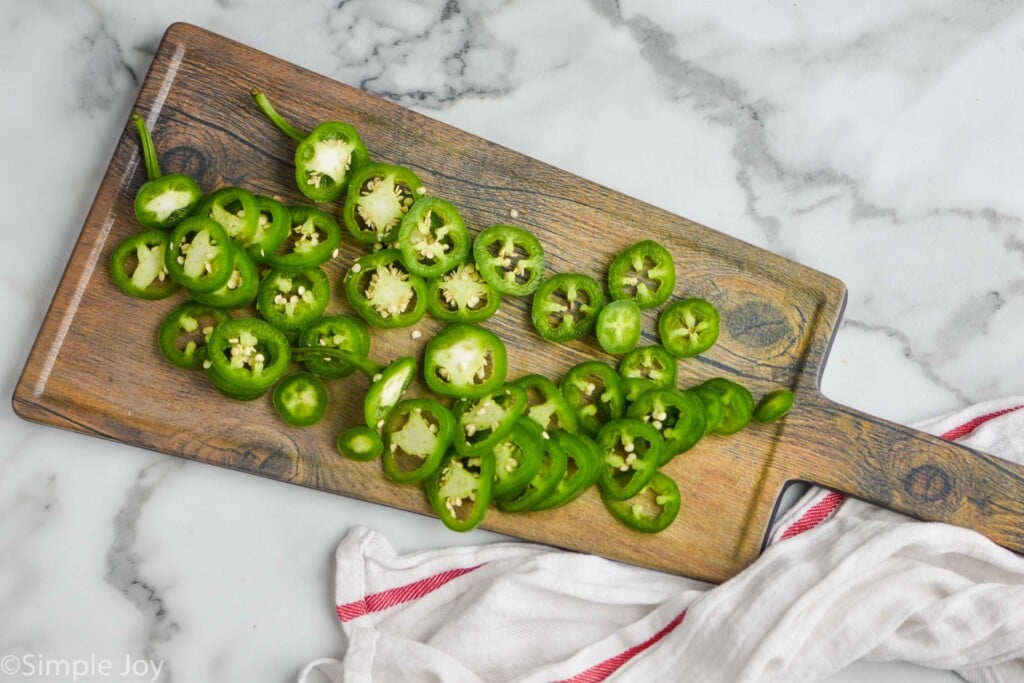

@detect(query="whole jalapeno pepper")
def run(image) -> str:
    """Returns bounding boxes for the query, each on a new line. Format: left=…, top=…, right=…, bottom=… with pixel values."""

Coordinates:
left=607, top=240, right=676, bottom=309
left=423, top=323, right=508, bottom=399
left=596, top=418, right=663, bottom=501
left=157, top=301, right=231, bottom=370
left=298, top=315, right=371, bottom=379
left=426, top=450, right=495, bottom=532
left=204, top=318, right=292, bottom=401
left=263, top=205, right=343, bottom=272
left=596, top=299, right=643, bottom=355
left=381, top=398, right=456, bottom=484
left=696, top=377, right=754, bottom=435
left=345, top=249, right=428, bottom=329
left=190, top=245, right=260, bottom=309
left=531, top=273, right=606, bottom=343
left=193, top=186, right=260, bottom=245
left=753, top=389, right=795, bottom=423
left=164, top=216, right=235, bottom=293
left=494, top=420, right=568, bottom=513
left=511, top=373, right=579, bottom=434
left=343, top=163, right=422, bottom=244
left=472, top=225, right=546, bottom=296
left=251, top=89, right=370, bottom=202
left=336, top=425, right=384, bottom=461
left=602, top=472, right=680, bottom=533
left=397, top=197, right=471, bottom=278
left=618, top=345, right=677, bottom=389
left=452, top=384, right=528, bottom=457
left=560, top=361, right=625, bottom=436
left=425, top=262, right=502, bottom=324
left=273, top=371, right=329, bottom=427
left=626, top=387, right=707, bottom=464
left=256, top=266, right=331, bottom=337
left=533, top=430, right=602, bottom=511
left=248, top=196, right=290, bottom=262
left=490, top=418, right=544, bottom=500
left=659, top=298, right=720, bottom=358
left=130, top=114, right=202, bottom=230
left=109, top=230, right=180, bottom=300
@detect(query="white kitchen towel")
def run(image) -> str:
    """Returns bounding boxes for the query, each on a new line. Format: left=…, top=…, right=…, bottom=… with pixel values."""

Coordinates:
left=299, top=398, right=1024, bottom=683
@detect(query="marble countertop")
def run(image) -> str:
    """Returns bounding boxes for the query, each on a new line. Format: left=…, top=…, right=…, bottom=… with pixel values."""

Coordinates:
left=4, top=1, right=1022, bottom=681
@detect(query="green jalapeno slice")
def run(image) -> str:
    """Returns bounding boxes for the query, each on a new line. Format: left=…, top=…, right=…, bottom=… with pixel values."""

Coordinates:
left=397, top=197, right=471, bottom=278
left=607, top=240, right=676, bottom=309
left=130, top=114, right=202, bottom=231
left=696, top=378, right=755, bottom=435
left=109, top=230, right=180, bottom=300
left=426, top=262, right=502, bottom=324
left=626, top=387, right=707, bottom=464
left=602, top=472, right=680, bottom=533
left=256, top=267, right=331, bottom=336
left=494, top=424, right=567, bottom=513
left=690, top=385, right=725, bottom=435
left=618, top=345, right=677, bottom=389
left=157, top=301, right=231, bottom=370
left=560, top=361, right=625, bottom=436
left=753, top=389, right=795, bottom=423
left=659, top=298, right=720, bottom=358
left=190, top=245, right=259, bottom=309
left=263, top=205, right=343, bottom=272
left=298, top=315, right=371, bottom=379
left=273, top=372, right=329, bottom=427
left=490, top=419, right=544, bottom=500
left=194, top=186, right=260, bottom=245
left=337, top=425, right=384, bottom=462
left=164, top=216, right=235, bottom=293
left=533, top=430, right=602, bottom=511
left=364, top=356, right=418, bottom=430
left=452, top=384, right=528, bottom=457
left=423, top=323, right=507, bottom=399
left=343, top=163, right=422, bottom=244
left=596, top=418, right=663, bottom=501
left=248, top=196, right=290, bottom=262
left=382, top=398, right=456, bottom=484
left=345, top=249, right=428, bottom=329
left=511, top=374, right=579, bottom=434
left=532, top=273, right=606, bottom=343
left=426, top=451, right=495, bottom=532
left=204, top=318, right=291, bottom=401
left=596, top=299, right=643, bottom=355
left=472, top=225, right=546, bottom=296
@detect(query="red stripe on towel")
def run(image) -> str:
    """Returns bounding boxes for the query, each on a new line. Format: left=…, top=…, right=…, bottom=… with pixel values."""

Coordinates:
left=553, top=609, right=688, bottom=683
left=336, top=564, right=483, bottom=622
left=939, top=404, right=1024, bottom=441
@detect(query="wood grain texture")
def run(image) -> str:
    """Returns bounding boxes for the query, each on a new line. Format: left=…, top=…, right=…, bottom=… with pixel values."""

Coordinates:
left=12, top=23, right=1024, bottom=582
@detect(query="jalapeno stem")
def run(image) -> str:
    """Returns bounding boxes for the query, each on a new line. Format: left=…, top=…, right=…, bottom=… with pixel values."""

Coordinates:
left=131, top=113, right=162, bottom=181
left=251, top=89, right=307, bottom=143
left=290, top=345, right=383, bottom=377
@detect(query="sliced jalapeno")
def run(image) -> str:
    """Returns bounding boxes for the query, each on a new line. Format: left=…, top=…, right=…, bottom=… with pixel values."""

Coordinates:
left=345, top=249, right=428, bottom=329
left=560, top=361, right=625, bottom=436
left=164, top=216, right=235, bottom=293
left=494, top=425, right=567, bottom=513
left=256, top=267, right=330, bottom=336
left=298, top=315, right=371, bottom=379
left=248, top=196, right=290, bottom=262
left=532, top=273, right=606, bottom=343
left=109, top=230, right=180, bottom=300
left=343, top=163, right=422, bottom=244
left=490, top=419, right=544, bottom=500
left=382, top=398, right=456, bottom=484
left=426, top=451, right=495, bottom=532
left=263, top=205, right=343, bottom=272
left=157, top=301, right=231, bottom=370
left=251, top=89, right=370, bottom=202
left=364, top=356, right=418, bottom=430
left=337, top=425, right=384, bottom=461
left=452, top=384, right=527, bottom=457
left=397, top=197, right=470, bottom=278
left=621, top=377, right=658, bottom=407
left=205, top=318, right=291, bottom=401
left=607, top=240, right=675, bottom=309
left=753, top=389, right=795, bottom=423
left=190, top=245, right=259, bottom=309
left=602, top=472, right=680, bottom=533
left=533, top=430, right=602, bottom=511
left=596, top=418, right=663, bottom=501
left=696, top=378, right=754, bottom=435
left=690, top=385, right=725, bottom=435
left=512, top=374, right=578, bottom=434
left=626, top=387, right=706, bottom=464
left=194, top=186, right=260, bottom=245
left=273, top=371, right=329, bottom=427
left=618, top=345, right=677, bottom=389
left=659, top=298, right=720, bottom=358
left=423, top=323, right=507, bottom=399
left=596, top=299, right=642, bottom=355
left=130, top=114, right=202, bottom=231
left=472, top=225, right=546, bottom=296
left=426, top=262, right=502, bottom=324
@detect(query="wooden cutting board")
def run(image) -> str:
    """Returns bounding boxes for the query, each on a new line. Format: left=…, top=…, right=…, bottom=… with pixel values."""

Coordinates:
left=13, top=23, right=1024, bottom=583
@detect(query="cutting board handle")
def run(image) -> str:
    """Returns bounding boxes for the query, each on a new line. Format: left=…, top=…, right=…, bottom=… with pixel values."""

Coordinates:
left=791, top=396, right=1024, bottom=553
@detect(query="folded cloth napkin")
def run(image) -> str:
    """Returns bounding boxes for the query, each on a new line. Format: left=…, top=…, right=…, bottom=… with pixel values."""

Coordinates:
left=299, top=398, right=1024, bottom=683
